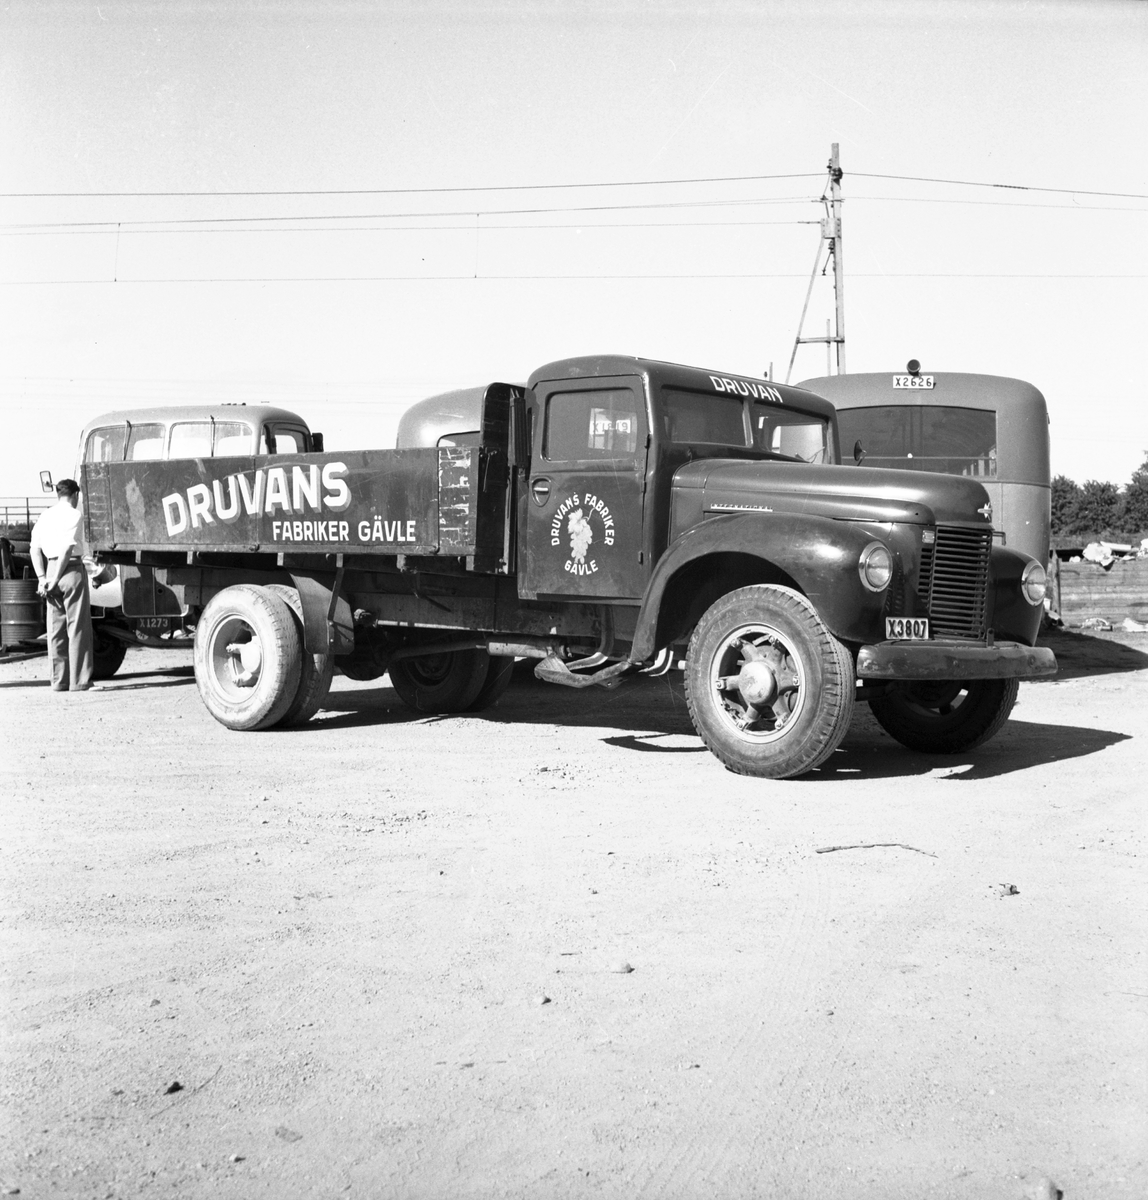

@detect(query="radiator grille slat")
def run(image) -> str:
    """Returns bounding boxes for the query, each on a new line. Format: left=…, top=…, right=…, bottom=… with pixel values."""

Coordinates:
left=919, top=525, right=992, bottom=639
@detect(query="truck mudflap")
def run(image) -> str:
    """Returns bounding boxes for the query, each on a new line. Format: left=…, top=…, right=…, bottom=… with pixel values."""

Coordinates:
left=856, top=640, right=1057, bottom=681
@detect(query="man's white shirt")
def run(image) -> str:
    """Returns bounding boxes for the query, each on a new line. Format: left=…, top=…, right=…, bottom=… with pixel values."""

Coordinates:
left=31, top=500, right=84, bottom=560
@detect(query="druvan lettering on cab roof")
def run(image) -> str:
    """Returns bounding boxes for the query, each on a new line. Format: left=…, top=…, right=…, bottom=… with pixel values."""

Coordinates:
left=708, top=375, right=784, bottom=404
left=162, top=462, right=351, bottom=535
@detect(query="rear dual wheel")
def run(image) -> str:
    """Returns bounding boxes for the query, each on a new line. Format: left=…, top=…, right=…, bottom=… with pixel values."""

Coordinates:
left=264, top=584, right=335, bottom=726
left=388, top=648, right=515, bottom=714
left=194, top=585, right=302, bottom=730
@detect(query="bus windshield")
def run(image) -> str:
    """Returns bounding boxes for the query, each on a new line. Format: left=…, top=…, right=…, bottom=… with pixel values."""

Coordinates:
left=837, top=405, right=997, bottom=477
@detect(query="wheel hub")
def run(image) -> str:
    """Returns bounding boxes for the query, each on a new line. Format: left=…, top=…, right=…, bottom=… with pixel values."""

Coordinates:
left=226, top=638, right=262, bottom=687
left=736, top=659, right=778, bottom=707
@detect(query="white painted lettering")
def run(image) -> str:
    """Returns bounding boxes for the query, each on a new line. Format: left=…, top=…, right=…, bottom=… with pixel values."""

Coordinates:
left=187, top=484, right=215, bottom=528
left=237, top=471, right=265, bottom=516
left=213, top=476, right=241, bottom=522
left=322, top=462, right=351, bottom=511
left=162, top=493, right=188, bottom=536
left=264, top=467, right=292, bottom=514
left=292, top=464, right=320, bottom=511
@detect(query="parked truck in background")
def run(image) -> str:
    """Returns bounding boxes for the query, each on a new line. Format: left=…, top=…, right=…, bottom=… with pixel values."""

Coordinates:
left=798, top=365, right=1051, bottom=565
left=81, top=356, right=1055, bottom=779
left=76, top=404, right=321, bottom=677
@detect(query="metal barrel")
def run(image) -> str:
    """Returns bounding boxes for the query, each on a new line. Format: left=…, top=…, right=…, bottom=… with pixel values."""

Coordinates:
left=0, top=579, right=46, bottom=645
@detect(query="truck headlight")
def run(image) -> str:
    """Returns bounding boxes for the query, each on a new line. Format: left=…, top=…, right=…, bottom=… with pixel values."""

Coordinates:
left=1021, top=560, right=1047, bottom=606
left=858, top=542, right=893, bottom=592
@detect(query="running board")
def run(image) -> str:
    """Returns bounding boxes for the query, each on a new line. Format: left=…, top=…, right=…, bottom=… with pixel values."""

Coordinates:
left=534, top=655, right=633, bottom=690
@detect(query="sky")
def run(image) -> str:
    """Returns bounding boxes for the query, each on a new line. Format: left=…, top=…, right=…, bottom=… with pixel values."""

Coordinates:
left=2, top=0, right=1146, bottom=500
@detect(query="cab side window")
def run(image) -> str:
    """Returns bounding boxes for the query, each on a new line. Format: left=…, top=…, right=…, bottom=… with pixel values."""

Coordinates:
left=543, top=388, right=641, bottom=461
left=125, top=423, right=166, bottom=461
left=212, top=421, right=254, bottom=457
left=84, top=426, right=127, bottom=463
left=265, top=424, right=308, bottom=455
left=168, top=422, right=214, bottom=459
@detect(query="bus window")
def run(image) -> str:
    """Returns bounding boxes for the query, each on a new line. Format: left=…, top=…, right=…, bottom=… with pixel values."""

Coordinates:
left=168, top=422, right=214, bottom=459
left=85, top=426, right=127, bottom=463
left=125, top=423, right=167, bottom=461
left=752, top=404, right=832, bottom=463
left=837, top=405, right=997, bottom=477
left=213, top=421, right=253, bottom=456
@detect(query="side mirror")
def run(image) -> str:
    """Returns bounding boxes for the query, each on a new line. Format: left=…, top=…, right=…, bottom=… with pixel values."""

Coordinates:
left=311, top=432, right=325, bottom=453
left=40, top=470, right=54, bottom=493
left=853, top=440, right=867, bottom=466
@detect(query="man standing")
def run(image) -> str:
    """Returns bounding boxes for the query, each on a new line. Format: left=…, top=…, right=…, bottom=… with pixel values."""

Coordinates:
left=30, top=479, right=94, bottom=692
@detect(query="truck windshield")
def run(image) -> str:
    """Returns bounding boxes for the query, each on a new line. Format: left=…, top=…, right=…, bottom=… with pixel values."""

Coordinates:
left=660, top=388, right=747, bottom=446
left=752, top=404, right=832, bottom=463
left=837, top=405, right=997, bottom=477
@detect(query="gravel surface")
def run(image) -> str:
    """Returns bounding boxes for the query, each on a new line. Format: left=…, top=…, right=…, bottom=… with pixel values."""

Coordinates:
left=2, top=627, right=1146, bottom=1199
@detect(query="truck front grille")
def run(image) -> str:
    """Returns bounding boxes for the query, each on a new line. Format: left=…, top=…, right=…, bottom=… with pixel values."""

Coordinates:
left=919, top=525, right=992, bottom=639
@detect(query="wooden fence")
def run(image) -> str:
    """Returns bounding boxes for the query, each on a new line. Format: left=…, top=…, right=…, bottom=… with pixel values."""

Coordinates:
left=1051, top=556, right=1148, bottom=626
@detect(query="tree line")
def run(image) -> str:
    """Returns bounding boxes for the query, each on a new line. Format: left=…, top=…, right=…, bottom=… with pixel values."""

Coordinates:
left=1051, top=453, right=1148, bottom=542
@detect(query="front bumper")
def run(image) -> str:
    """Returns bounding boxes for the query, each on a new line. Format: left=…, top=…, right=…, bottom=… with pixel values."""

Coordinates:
left=856, top=640, right=1057, bottom=681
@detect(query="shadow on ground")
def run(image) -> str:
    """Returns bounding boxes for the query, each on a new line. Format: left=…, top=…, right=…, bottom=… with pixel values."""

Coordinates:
left=312, top=666, right=1131, bottom=782
left=1035, top=627, right=1148, bottom=681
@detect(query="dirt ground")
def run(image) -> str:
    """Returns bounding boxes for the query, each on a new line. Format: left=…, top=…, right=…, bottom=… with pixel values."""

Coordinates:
left=2, top=626, right=1146, bottom=1199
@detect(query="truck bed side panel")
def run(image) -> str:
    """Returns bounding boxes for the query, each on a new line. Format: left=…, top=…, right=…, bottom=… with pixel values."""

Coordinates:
left=82, top=448, right=479, bottom=558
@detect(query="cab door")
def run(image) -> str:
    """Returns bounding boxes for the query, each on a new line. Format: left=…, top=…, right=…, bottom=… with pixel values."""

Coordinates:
left=519, top=376, right=649, bottom=599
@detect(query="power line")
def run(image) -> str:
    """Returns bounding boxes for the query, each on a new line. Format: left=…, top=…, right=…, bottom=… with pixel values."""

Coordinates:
left=0, top=196, right=821, bottom=233
left=5, top=169, right=1143, bottom=203
left=1, top=218, right=822, bottom=238
left=2, top=272, right=1142, bottom=286
left=0, top=172, right=823, bottom=200
left=852, top=171, right=1148, bottom=201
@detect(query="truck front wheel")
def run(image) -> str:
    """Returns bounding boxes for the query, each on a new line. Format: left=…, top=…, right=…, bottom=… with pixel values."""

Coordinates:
left=684, top=585, right=855, bottom=779
left=869, top=678, right=1019, bottom=754
left=193, top=585, right=303, bottom=730
left=388, top=647, right=491, bottom=714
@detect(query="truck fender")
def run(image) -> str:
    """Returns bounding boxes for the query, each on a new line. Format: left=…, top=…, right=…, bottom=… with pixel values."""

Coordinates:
left=629, top=512, right=887, bottom=661
left=987, top=545, right=1044, bottom=647
left=287, top=570, right=355, bottom=655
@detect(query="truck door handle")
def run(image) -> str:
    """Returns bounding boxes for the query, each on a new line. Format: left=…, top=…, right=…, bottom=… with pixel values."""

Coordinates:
left=530, top=477, right=551, bottom=506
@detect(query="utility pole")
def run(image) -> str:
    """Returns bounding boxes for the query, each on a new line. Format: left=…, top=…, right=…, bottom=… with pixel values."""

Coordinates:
left=829, top=142, right=846, bottom=375
left=785, top=143, right=846, bottom=382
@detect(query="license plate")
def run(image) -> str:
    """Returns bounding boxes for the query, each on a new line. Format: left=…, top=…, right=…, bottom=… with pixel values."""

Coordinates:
left=136, top=617, right=174, bottom=632
left=886, top=617, right=929, bottom=640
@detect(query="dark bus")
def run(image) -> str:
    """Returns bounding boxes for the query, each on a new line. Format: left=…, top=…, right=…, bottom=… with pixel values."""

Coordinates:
left=797, top=369, right=1051, bottom=564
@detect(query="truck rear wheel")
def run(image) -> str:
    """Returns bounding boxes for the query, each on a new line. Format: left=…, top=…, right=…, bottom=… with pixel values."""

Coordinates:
left=265, top=584, right=335, bottom=726
left=388, top=647, right=490, bottom=714
left=684, top=585, right=855, bottom=779
left=467, top=654, right=515, bottom=711
left=193, top=585, right=303, bottom=731
left=92, top=622, right=128, bottom=680
left=869, top=677, right=1019, bottom=754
